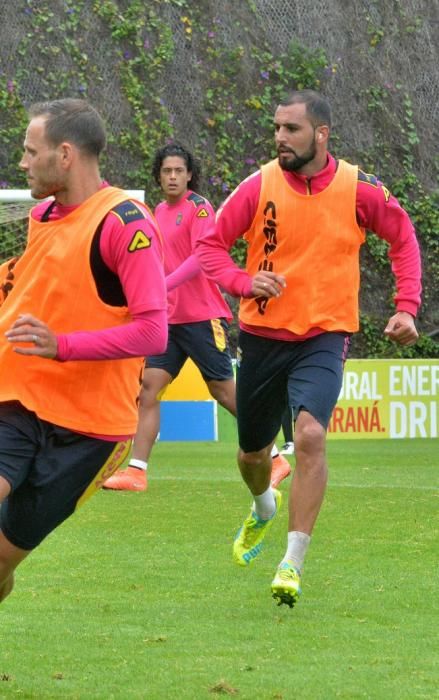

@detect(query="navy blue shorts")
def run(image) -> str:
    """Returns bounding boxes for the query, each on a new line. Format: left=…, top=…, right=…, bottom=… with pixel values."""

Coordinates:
left=0, top=402, right=130, bottom=550
left=236, top=331, right=350, bottom=452
left=147, top=319, right=234, bottom=382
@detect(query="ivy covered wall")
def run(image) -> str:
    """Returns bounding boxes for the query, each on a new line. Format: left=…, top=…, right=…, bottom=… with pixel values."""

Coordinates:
left=0, top=0, right=437, bottom=357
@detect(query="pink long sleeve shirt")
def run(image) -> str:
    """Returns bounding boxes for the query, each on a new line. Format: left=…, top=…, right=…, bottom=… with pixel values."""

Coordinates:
left=195, top=154, right=422, bottom=341
left=155, top=190, right=232, bottom=323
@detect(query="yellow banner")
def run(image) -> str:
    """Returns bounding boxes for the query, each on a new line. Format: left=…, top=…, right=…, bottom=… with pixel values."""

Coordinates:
left=160, top=357, right=438, bottom=440
left=162, top=358, right=210, bottom=400
left=327, top=359, right=438, bottom=439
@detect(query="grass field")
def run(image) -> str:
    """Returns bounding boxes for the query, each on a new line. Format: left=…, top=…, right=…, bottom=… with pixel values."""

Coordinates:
left=0, top=439, right=437, bottom=699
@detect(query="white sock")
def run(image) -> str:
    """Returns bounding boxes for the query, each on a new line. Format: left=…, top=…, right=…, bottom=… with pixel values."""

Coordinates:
left=270, top=444, right=279, bottom=458
left=253, top=486, right=276, bottom=521
left=128, top=459, right=148, bottom=471
left=282, top=531, right=311, bottom=572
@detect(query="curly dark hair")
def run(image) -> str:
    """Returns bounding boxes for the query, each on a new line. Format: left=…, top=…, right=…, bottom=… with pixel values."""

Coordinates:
left=151, top=143, right=200, bottom=192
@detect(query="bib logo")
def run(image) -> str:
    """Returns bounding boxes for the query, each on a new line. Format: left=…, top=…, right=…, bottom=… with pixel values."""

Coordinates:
left=128, top=230, right=151, bottom=252
left=262, top=201, right=278, bottom=256
left=255, top=200, right=277, bottom=315
left=0, top=257, right=18, bottom=300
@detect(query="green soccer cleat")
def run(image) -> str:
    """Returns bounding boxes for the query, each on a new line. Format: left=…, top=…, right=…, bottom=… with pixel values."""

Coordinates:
left=271, top=562, right=302, bottom=608
left=233, top=489, right=282, bottom=566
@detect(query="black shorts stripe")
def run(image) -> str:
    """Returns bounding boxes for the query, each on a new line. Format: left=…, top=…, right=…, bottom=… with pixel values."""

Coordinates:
left=147, top=319, right=234, bottom=382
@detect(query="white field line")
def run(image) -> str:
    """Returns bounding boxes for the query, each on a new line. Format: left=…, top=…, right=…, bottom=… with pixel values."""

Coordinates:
left=150, top=474, right=438, bottom=490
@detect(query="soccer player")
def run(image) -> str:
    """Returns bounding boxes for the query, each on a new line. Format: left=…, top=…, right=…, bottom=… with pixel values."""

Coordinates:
left=0, top=98, right=167, bottom=603
left=104, top=143, right=291, bottom=492
left=195, top=90, right=421, bottom=608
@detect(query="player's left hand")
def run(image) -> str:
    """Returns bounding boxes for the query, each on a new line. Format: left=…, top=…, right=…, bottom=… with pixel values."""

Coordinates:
left=384, top=311, right=419, bottom=346
left=5, top=313, right=58, bottom=358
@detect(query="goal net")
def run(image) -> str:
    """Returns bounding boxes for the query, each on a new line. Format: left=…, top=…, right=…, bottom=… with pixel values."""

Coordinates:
left=0, top=191, right=35, bottom=264
left=0, top=189, right=145, bottom=264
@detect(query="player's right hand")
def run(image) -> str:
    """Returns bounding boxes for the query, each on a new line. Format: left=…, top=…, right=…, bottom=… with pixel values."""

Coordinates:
left=5, top=313, right=58, bottom=359
left=251, top=271, right=286, bottom=298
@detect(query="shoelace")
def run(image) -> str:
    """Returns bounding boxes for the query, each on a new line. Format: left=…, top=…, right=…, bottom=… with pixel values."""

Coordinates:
left=241, top=514, right=268, bottom=545
left=278, top=566, right=299, bottom=582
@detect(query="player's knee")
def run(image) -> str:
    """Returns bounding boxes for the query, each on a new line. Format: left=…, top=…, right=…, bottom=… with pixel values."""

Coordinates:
left=214, top=391, right=235, bottom=413
left=238, top=446, right=270, bottom=469
left=0, top=573, right=14, bottom=603
left=209, top=388, right=236, bottom=417
left=0, top=534, right=30, bottom=599
left=0, top=475, right=12, bottom=501
left=295, top=418, right=325, bottom=455
left=138, top=385, right=156, bottom=407
left=138, top=381, right=167, bottom=408
left=0, top=550, right=16, bottom=598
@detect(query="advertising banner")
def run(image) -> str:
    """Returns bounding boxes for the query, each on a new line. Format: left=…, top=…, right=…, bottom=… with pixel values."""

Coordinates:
left=161, top=358, right=438, bottom=441
left=327, top=359, right=438, bottom=439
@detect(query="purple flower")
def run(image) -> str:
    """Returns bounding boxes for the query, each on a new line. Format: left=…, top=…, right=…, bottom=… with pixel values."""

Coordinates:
left=245, top=157, right=256, bottom=165
left=123, top=50, right=132, bottom=60
left=78, top=85, right=86, bottom=93
left=260, top=70, right=269, bottom=80
left=208, top=31, right=215, bottom=39
left=0, top=181, right=9, bottom=188
left=221, top=182, right=230, bottom=193
left=7, top=80, right=14, bottom=93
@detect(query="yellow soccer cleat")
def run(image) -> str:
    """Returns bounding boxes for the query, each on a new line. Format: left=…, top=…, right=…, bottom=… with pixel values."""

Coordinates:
left=271, top=562, right=302, bottom=608
left=233, top=489, right=282, bottom=566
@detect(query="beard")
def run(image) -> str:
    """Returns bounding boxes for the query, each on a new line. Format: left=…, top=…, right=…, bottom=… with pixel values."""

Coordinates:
left=278, top=140, right=317, bottom=172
